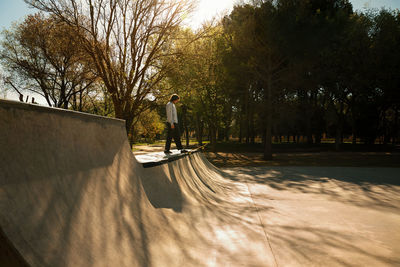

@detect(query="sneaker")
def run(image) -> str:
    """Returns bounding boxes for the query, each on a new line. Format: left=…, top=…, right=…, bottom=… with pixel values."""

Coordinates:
left=164, top=150, right=172, bottom=154
left=180, top=149, right=188, bottom=153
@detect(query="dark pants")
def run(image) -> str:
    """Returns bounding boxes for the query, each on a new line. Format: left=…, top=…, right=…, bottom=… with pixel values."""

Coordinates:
left=165, top=123, right=183, bottom=151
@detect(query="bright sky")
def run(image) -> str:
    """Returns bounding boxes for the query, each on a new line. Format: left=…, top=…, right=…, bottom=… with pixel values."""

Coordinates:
left=2, top=0, right=399, bottom=32
left=1, top=0, right=400, bottom=103
left=185, top=0, right=241, bottom=28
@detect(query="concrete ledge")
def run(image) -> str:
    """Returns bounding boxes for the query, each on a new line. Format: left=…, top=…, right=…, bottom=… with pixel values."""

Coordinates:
left=0, top=99, right=124, bottom=125
left=135, top=149, right=201, bottom=168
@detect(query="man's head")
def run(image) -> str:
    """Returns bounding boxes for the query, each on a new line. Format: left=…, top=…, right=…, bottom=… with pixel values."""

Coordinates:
left=170, top=94, right=180, bottom=104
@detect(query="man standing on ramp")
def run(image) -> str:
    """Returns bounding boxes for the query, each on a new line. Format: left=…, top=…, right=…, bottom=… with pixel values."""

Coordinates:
left=165, top=94, right=187, bottom=154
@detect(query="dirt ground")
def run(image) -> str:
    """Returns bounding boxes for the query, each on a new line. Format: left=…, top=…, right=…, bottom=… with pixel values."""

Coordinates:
left=205, top=151, right=400, bottom=168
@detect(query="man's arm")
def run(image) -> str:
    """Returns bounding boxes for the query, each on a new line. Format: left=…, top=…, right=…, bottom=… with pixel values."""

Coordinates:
left=166, top=103, right=175, bottom=128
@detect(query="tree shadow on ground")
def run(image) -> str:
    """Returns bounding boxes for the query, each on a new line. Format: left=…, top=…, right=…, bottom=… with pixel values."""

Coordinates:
left=223, top=166, right=400, bottom=213
left=219, top=165, right=400, bottom=266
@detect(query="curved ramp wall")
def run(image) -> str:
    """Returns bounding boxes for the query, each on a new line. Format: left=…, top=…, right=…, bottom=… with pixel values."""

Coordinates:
left=0, top=100, right=149, bottom=266
left=0, top=100, right=275, bottom=267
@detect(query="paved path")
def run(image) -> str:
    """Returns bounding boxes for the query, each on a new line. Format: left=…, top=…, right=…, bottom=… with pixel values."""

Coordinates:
left=224, top=166, right=400, bottom=266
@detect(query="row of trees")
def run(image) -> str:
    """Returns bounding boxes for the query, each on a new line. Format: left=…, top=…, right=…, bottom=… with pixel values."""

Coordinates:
left=1, top=0, right=399, bottom=158
left=163, top=0, right=400, bottom=158
left=1, top=0, right=195, bottom=140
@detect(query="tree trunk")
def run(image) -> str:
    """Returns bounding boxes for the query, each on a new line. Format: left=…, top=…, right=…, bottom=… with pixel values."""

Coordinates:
left=264, top=55, right=273, bottom=160
left=335, top=101, right=344, bottom=151
left=305, top=95, right=313, bottom=145
left=78, top=91, right=83, bottom=112
left=246, top=120, right=250, bottom=144
left=182, top=105, right=189, bottom=148
left=113, top=100, right=134, bottom=147
left=394, top=108, right=399, bottom=144
left=250, top=113, right=255, bottom=144
left=210, top=126, right=217, bottom=152
left=217, top=128, right=224, bottom=141
left=185, top=126, right=189, bottom=147
left=351, top=101, right=357, bottom=145
left=264, top=118, right=272, bottom=160
left=72, top=93, right=77, bottom=110
left=245, top=89, right=250, bottom=144
left=335, top=128, right=342, bottom=150
left=224, top=126, right=230, bottom=142
left=195, top=113, right=203, bottom=146
left=383, top=116, right=389, bottom=145
left=315, top=134, right=321, bottom=144
left=306, top=117, right=313, bottom=145
left=352, top=113, right=357, bottom=145
left=239, top=113, right=243, bottom=143
left=262, top=128, right=266, bottom=146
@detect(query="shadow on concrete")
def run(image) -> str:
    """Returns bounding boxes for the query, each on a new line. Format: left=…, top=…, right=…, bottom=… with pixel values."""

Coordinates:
left=0, top=227, right=29, bottom=267
left=224, top=166, right=400, bottom=212
left=140, top=163, right=184, bottom=212
left=221, top=165, right=400, bottom=265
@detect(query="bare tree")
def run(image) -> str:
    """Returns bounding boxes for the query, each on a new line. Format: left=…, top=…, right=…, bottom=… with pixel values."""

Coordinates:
left=0, top=13, right=97, bottom=109
left=0, top=70, right=7, bottom=98
left=24, top=0, right=195, bottom=133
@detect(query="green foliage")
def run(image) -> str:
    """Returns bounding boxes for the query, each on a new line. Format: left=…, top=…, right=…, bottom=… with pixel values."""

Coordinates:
left=130, top=108, right=165, bottom=143
left=218, top=0, right=400, bottom=147
left=162, top=25, right=233, bottom=148
left=3, top=0, right=399, bottom=147
left=0, top=13, right=97, bottom=109
left=158, top=0, right=400, bottom=149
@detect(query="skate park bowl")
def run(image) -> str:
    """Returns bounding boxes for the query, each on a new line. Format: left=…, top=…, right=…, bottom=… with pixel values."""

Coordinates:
left=1, top=99, right=400, bottom=266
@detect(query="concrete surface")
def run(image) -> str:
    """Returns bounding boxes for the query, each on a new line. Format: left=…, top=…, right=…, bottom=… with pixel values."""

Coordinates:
left=1, top=99, right=400, bottom=266
left=0, top=100, right=275, bottom=267
left=135, top=150, right=199, bottom=168
left=224, top=167, right=400, bottom=266
left=135, top=150, right=186, bottom=163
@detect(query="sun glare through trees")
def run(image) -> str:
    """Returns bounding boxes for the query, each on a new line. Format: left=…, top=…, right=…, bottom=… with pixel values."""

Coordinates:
left=0, top=0, right=399, bottom=157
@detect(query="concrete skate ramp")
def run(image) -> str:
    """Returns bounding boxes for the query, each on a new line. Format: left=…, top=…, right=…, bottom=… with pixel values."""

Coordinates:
left=0, top=100, right=275, bottom=266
